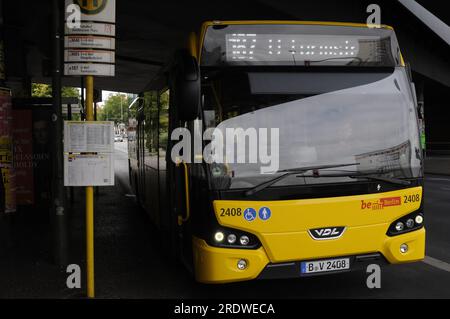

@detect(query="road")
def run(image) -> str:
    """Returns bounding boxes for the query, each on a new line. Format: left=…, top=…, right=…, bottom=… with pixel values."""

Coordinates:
left=112, top=141, right=450, bottom=298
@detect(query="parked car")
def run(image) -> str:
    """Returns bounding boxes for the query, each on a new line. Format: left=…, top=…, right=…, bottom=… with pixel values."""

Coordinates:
left=114, top=134, right=123, bottom=142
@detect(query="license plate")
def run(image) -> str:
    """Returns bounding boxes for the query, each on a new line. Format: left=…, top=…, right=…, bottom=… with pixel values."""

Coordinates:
left=301, top=258, right=350, bottom=274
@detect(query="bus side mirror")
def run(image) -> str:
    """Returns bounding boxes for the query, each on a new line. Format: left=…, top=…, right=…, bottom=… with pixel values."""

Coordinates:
left=174, top=49, right=200, bottom=122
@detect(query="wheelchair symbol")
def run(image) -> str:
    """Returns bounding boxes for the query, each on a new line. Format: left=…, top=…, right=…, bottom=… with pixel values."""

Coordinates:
left=244, top=208, right=257, bottom=221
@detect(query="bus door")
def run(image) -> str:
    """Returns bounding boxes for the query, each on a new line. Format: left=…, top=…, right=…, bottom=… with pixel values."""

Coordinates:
left=142, top=91, right=160, bottom=226
left=165, top=83, right=195, bottom=265
left=137, top=108, right=145, bottom=205
left=158, top=90, right=170, bottom=237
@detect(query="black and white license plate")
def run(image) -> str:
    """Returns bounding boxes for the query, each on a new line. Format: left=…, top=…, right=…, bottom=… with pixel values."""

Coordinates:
left=301, top=258, right=350, bottom=274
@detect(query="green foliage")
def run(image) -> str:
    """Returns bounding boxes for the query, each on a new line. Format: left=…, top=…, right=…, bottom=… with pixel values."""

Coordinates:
left=31, top=83, right=52, bottom=97
left=31, top=83, right=80, bottom=120
left=31, top=83, right=79, bottom=98
left=159, top=91, right=170, bottom=152
left=139, top=90, right=170, bottom=155
left=98, top=93, right=134, bottom=124
left=143, top=91, right=158, bottom=155
left=62, top=87, right=79, bottom=98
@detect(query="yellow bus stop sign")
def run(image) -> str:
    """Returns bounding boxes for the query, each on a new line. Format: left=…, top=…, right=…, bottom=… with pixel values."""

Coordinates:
left=75, top=0, right=108, bottom=15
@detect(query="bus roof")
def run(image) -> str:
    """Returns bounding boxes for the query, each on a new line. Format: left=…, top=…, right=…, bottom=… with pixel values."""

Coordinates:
left=201, top=20, right=394, bottom=31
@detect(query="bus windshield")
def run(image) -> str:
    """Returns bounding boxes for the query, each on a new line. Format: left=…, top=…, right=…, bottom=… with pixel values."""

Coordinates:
left=201, top=67, right=422, bottom=191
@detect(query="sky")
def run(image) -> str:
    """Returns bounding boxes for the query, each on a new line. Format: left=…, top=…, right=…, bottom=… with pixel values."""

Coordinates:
left=76, top=89, right=135, bottom=108
left=102, top=90, right=117, bottom=102
left=78, top=90, right=129, bottom=107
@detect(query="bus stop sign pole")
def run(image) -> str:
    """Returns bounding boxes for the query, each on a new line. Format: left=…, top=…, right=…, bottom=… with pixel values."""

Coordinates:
left=85, top=75, right=95, bottom=298
left=64, top=0, right=116, bottom=298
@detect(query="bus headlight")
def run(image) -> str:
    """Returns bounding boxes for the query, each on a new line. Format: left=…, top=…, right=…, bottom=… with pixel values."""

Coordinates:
left=406, top=219, right=415, bottom=229
left=227, top=234, right=237, bottom=244
left=415, top=215, right=424, bottom=224
left=208, top=227, right=261, bottom=249
left=387, top=212, right=424, bottom=236
left=395, top=222, right=404, bottom=232
left=240, top=236, right=250, bottom=246
left=214, top=232, right=224, bottom=242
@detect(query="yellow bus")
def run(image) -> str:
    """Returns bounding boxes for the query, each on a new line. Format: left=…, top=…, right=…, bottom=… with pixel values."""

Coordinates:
left=128, top=21, right=425, bottom=283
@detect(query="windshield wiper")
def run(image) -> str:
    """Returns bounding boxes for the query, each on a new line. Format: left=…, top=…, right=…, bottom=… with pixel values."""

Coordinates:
left=299, top=171, right=412, bottom=186
left=348, top=174, right=411, bottom=186
left=244, top=163, right=359, bottom=197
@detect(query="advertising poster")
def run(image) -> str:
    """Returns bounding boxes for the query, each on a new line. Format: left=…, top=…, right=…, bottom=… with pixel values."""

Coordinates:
left=0, top=88, right=16, bottom=213
left=11, top=101, right=53, bottom=213
left=0, top=40, right=5, bottom=81
left=12, top=109, right=34, bottom=205
left=31, top=109, right=52, bottom=213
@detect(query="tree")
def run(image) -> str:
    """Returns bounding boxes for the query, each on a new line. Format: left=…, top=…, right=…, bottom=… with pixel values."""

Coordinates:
left=31, top=83, right=52, bottom=97
left=31, top=83, right=81, bottom=119
left=62, top=87, right=79, bottom=98
left=98, top=93, right=133, bottom=123
left=31, top=83, right=79, bottom=98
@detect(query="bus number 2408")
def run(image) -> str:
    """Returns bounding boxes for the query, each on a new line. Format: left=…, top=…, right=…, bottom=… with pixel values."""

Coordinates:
left=220, top=208, right=242, bottom=217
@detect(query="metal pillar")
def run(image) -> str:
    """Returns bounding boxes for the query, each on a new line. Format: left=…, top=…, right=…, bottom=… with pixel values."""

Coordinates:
left=51, top=0, right=68, bottom=268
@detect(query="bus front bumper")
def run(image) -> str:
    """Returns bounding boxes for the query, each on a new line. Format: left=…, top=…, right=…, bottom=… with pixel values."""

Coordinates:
left=192, top=228, right=425, bottom=284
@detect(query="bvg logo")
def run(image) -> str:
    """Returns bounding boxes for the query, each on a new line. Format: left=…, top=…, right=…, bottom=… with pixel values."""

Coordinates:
left=361, top=197, right=401, bottom=210
left=75, top=0, right=107, bottom=15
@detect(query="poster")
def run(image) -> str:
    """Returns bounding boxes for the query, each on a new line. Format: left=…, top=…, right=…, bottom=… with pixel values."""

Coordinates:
left=31, top=109, right=53, bottom=212
left=11, top=101, right=53, bottom=212
left=64, top=121, right=114, bottom=153
left=0, top=40, right=5, bottom=81
left=64, top=153, right=114, bottom=186
left=12, top=110, right=34, bottom=205
left=0, top=88, right=16, bottom=213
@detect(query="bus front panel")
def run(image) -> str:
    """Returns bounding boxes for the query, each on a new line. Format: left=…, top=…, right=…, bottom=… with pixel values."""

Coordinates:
left=192, top=187, right=424, bottom=283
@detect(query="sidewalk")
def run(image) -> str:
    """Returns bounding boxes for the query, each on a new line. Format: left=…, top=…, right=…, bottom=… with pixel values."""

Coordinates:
left=0, top=211, right=66, bottom=298
left=0, top=182, right=183, bottom=298
left=0, top=145, right=195, bottom=299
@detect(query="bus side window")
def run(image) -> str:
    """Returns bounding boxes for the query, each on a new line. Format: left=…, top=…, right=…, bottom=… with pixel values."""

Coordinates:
left=159, top=90, right=170, bottom=170
left=143, top=91, right=158, bottom=168
left=127, top=96, right=140, bottom=160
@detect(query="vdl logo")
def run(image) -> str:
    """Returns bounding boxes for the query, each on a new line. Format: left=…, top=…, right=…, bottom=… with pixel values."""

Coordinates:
left=308, top=227, right=346, bottom=240
left=75, top=0, right=108, bottom=15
